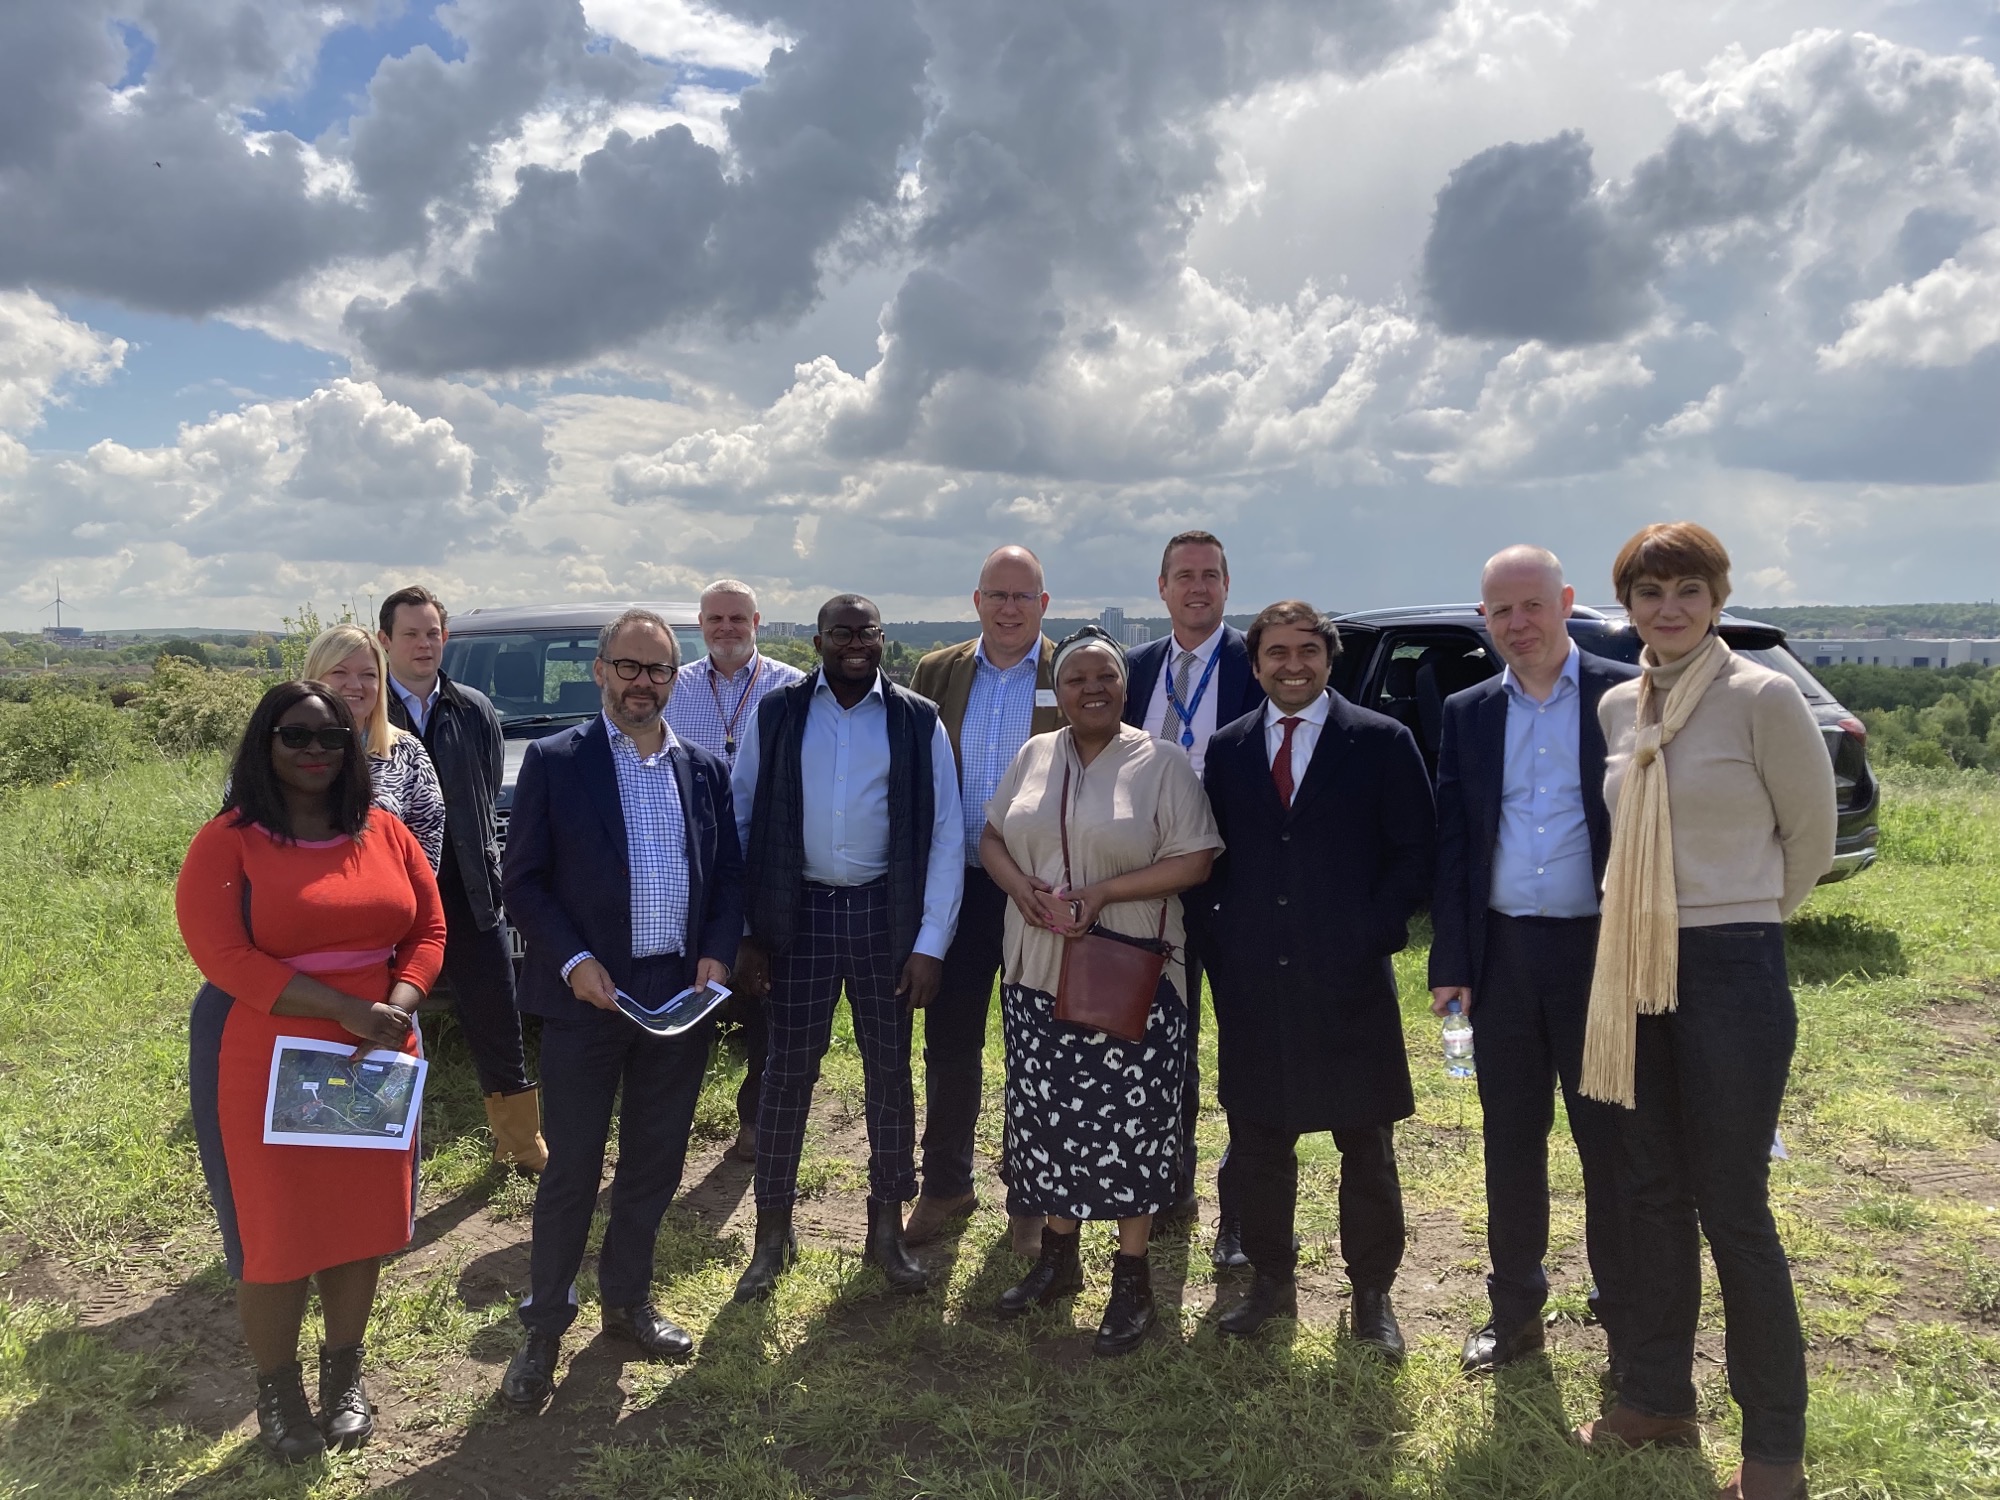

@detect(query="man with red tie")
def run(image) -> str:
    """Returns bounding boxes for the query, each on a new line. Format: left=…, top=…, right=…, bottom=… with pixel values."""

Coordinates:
left=1195, top=601, right=1435, bottom=1353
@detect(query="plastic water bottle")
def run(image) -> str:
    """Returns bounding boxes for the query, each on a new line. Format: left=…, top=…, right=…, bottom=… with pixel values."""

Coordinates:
left=1442, top=1001, right=1476, bottom=1079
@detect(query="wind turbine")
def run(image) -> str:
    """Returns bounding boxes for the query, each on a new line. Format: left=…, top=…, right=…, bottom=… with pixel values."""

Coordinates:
left=44, top=579, right=67, bottom=631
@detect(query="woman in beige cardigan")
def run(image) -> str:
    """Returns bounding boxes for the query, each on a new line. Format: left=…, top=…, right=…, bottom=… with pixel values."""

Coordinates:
left=1573, top=523, right=1834, bottom=1500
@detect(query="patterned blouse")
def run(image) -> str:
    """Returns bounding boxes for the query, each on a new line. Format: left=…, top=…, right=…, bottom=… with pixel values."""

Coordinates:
left=372, top=732, right=446, bottom=873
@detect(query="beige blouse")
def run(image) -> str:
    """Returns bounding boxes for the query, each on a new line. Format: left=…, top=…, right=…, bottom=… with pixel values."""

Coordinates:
left=986, top=725, right=1224, bottom=1000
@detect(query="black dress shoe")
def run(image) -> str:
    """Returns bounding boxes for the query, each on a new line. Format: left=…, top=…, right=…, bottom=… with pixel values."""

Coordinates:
left=255, top=1361, right=326, bottom=1464
left=734, top=1205, right=797, bottom=1303
left=863, top=1197, right=929, bottom=1294
left=1218, top=1270, right=1297, bottom=1338
left=1350, top=1288, right=1405, bottom=1362
left=1459, top=1317, right=1546, bottom=1373
left=1211, top=1215, right=1249, bottom=1269
left=997, top=1224, right=1083, bottom=1317
left=1093, top=1251, right=1155, bottom=1357
left=602, top=1303, right=695, bottom=1362
left=500, top=1332, right=561, bottom=1412
left=317, top=1342, right=373, bottom=1450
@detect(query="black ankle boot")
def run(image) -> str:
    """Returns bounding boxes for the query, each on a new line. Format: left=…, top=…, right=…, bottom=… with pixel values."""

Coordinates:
left=255, top=1361, right=327, bottom=1464
left=997, top=1224, right=1083, bottom=1317
left=863, top=1197, right=929, bottom=1294
left=1093, top=1250, right=1155, bottom=1357
left=317, top=1342, right=373, bottom=1450
left=734, top=1204, right=798, bottom=1303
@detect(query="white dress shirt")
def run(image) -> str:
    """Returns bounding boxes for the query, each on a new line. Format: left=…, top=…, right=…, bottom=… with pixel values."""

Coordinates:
left=1263, top=691, right=1331, bottom=802
left=1141, top=623, right=1227, bottom=777
left=390, top=675, right=441, bottom=735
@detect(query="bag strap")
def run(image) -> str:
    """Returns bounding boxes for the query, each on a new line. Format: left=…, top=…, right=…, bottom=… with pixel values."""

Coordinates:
left=1060, top=750, right=1168, bottom=941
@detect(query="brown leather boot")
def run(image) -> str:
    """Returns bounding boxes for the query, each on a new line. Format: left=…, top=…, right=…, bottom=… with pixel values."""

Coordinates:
left=1718, top=1460, right=1807, bottom=1500
left=1573, top=1401, right=1702, bottom=1451
left=484, top=1088, right=548, bottom=1173
left=903, top=1191, right=978, bottom=1246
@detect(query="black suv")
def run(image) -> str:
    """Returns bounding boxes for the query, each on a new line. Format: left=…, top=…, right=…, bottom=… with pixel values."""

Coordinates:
left=1326, top=605, right=1879, bottom=883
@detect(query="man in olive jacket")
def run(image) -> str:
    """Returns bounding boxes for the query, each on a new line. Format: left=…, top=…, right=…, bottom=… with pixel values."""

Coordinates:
left=1197, top=601, right=1435, bottom=1354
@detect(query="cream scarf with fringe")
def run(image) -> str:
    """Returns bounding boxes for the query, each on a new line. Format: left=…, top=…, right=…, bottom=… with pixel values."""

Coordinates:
left=1580, top=630, right=1728, bottom=1107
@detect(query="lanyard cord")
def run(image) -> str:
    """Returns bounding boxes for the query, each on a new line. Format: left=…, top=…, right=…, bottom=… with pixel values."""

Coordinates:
left=1163, top=644, right=1222, bottom=750
left=707, top=656, right=763, bottom=752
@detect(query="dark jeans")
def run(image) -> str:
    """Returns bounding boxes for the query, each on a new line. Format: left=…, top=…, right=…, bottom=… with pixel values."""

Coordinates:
left=918, top=866, right=1005, bottom=1202
left=1476, top=913, right=1631, bottom=1338
left=520, top=956, right=711, bottom=1335
left=1219, top=1116, right=1404, bottom=1290
left=438, top=846, right=532, bottom=1096
left=1617, top=923, right=1806, bottom=1465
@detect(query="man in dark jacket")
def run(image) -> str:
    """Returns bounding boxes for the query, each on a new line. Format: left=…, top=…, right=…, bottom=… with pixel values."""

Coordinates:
left=380, top=586, right=544, bottom=1171
left=1430, top=546, right=1638, bottom=1374
left=728, top=595, right=964, bottom=1303
left=496, top=609, right=744, bottom=1411
left=1199, top=600, right=1435, bottom=1353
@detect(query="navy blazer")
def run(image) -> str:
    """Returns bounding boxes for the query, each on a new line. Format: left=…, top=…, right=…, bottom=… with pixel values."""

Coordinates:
left=502, top=715, right=746, bottom=1020
left=1198, top=691, right=1435, bottom=1133
left=1427, top=651, right=1639, bottom=993
left=1121, top=625, right=1266, bottom=739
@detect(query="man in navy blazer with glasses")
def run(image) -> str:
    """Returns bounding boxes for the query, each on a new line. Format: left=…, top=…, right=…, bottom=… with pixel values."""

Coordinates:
left=1121, top=529, right=1265, bottom=1256
left=496, top=608, right=745, bottom=1413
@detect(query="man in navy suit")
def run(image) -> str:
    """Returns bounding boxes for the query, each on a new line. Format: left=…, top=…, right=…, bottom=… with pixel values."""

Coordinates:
left=1200, top=601, right=1434, bottom=1352
left=1430, top=546, right=1638, bottom=1374
left=1121, top=530, right=1265, bottom=1252
left=497, top=609, right=745, bottom=1411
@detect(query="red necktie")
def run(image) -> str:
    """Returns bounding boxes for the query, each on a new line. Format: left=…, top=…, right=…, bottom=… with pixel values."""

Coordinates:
left=1272, top=716, right=1302, bottom=806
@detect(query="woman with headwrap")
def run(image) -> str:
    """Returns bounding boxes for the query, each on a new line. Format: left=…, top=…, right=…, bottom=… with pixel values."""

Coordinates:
left=977, top=627, right=1223, bottom=1356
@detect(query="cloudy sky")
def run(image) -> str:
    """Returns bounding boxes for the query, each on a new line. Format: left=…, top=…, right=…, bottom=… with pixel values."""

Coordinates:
left=5, top=0, right=2000, bottom=630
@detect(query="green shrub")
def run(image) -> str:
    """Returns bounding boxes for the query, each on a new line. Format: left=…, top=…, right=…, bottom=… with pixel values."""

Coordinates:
left=0, top=696, right=136, bottom=788
left=131, top=657, right=265, bottom=756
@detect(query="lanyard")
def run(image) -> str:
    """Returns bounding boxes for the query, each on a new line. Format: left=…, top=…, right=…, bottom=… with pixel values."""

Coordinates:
left=1163, top=644, right=1221, bottom=751
left=707, top=656, right=763, bottom=756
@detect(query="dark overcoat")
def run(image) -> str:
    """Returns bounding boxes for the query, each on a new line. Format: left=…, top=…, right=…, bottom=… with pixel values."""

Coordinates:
left=1196, top=691, right=1436, bottom=1134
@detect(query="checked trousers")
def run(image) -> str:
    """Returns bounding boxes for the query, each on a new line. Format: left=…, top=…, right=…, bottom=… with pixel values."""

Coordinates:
left=754, top=880, right=918, bottom=1210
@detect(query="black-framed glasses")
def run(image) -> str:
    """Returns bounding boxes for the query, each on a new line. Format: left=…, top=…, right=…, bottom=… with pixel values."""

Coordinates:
left=273, top=725, right=352, bottom=751
left=602, top=656, right=674, bottom=684
left=822, top=625, right=884, bottom=647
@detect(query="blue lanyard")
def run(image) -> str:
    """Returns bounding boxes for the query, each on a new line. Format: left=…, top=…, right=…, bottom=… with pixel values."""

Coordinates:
left=1163, top=645, right=1221, bottom=750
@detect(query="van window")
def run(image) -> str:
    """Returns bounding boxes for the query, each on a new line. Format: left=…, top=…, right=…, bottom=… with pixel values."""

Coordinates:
left=444, top=628, right=707, bottom=727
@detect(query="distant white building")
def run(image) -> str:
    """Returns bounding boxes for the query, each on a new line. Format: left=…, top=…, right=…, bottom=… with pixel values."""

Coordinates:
left=1121, top=623, right=1154, bottom=647
left=1097, top=606, right=1125, bottom=637
left=757, top=621, right=812, bottom=640
left=1800, top=638, right=2000, bottom=669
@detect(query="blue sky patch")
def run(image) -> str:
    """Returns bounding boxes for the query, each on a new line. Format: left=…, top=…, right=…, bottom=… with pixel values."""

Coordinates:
left=249, top=0, right=464, bottom=143
left=113, top=21, right=155, bottom=91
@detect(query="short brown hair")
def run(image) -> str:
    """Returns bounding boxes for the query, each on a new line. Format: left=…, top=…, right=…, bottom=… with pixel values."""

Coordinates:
left=379, top=585, right=448, bottom=636
left=1245, top=600, right=1342, bottom=662
left=1610, top=522, right=1732, bottom=609
left=1160, top=529, right=1228, bottom=581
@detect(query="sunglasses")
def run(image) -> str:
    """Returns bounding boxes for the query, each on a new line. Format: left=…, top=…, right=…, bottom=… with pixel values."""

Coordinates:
left=273, top=725, right=352, bottom=751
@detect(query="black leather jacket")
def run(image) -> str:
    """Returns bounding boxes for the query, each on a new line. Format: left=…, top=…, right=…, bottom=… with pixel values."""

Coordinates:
left=387, top=671, right=506, bottom=931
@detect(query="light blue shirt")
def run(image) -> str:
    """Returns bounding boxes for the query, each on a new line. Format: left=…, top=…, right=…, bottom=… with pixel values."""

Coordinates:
left=731, top=671, right=965, bottom=959
left=666, top=652, right=805, bottom=768
left=958, top=636, right=1041, bottom=868
left=390, top=675, right=441, bottom=735
left=1490, top=642, right=1599, bottom=919
left=561, top=716, right=690, bottom=980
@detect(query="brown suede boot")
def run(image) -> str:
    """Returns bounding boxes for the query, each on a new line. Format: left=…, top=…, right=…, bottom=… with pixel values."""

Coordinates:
left=1718, top=1459, right=1807, bottom=1500
left=903, top=1191, right=978, bottom=1246
left=1573, top=1401, right=1702, bottom=1451
left=484, top=1088, right=548, bottom=1173
left=1009, top=1214, right=1046, bottom=1258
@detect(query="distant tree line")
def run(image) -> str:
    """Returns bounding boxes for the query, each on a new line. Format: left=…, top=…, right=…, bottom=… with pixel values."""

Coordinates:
left=1735, top=604, right=2000, bottom=639
left=1814, top=664, right=2000, bottom=772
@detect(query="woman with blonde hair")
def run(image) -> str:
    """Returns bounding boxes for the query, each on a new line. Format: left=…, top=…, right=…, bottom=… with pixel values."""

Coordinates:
left=1574, top=522, right=1834, bottom=1500
left=305, top=625, right=446, bottom=871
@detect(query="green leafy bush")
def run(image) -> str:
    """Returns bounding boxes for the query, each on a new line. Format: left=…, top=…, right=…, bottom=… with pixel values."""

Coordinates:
left=130, top=657, right=265, bottom=756
left=0, top=695, right=136, bottom=788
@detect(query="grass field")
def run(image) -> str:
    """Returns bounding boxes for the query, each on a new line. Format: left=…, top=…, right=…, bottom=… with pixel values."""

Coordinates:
left=0, top=757, right=1996, bottom=1498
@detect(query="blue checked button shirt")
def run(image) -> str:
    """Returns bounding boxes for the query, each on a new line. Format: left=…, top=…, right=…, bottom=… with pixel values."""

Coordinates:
left=562, top=715, right=690, bottom=980
left=958, top=637, right=1041, bottom=867
left=666, top=652, right=805, bottom=769
left=1489, top=642, right=1599, bottom=919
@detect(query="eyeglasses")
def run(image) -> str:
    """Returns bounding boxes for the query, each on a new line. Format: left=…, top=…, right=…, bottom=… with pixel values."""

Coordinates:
left=822, top=626, right=884, bottom=647
left=273, top=725, right=352, bottom=751
left=602, top=657, right=674, bottom=684
left=980, top=591, right=1042, bottom=609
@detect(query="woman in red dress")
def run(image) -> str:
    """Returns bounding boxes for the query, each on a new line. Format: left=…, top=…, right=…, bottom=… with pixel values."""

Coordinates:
left=178, top=681, right=446, bottom=1463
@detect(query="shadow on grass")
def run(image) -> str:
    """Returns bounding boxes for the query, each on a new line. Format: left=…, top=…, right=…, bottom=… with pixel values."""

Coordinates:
left=1785, top=910, right=1908, bottom=985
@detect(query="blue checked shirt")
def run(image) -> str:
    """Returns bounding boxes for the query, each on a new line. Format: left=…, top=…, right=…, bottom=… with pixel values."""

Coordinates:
left=1490, top=642, right=1599, bottom=918
left=958, top=637, right=1041, bottom=867
left=666, top=652, right=804, bottom=768
left=561, top=715, right=690, bottom=980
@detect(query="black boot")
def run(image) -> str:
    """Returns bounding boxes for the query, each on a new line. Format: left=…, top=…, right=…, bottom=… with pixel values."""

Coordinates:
left=1093, top=1251, right=1155, bottom=1357
left=1218, top=1269, right=1297, bottom=1338
left=863, top=1197, right=929, bottom=1294
left=1351, top=1287, right=1406, bottom=1363
left=733, top=1204, right=798, bottom=1303
left=499, top=1331, right=561, bottom=1412
left=997, top=1223, right=1083, bottom=1317
left=255, top=1361, right=326, bottom=1464
left=316, top=1342, right=373, bottom=1450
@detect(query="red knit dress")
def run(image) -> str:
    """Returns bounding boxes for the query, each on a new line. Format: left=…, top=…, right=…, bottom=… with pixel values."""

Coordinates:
left=177, top=814, right=446, bottom=1284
